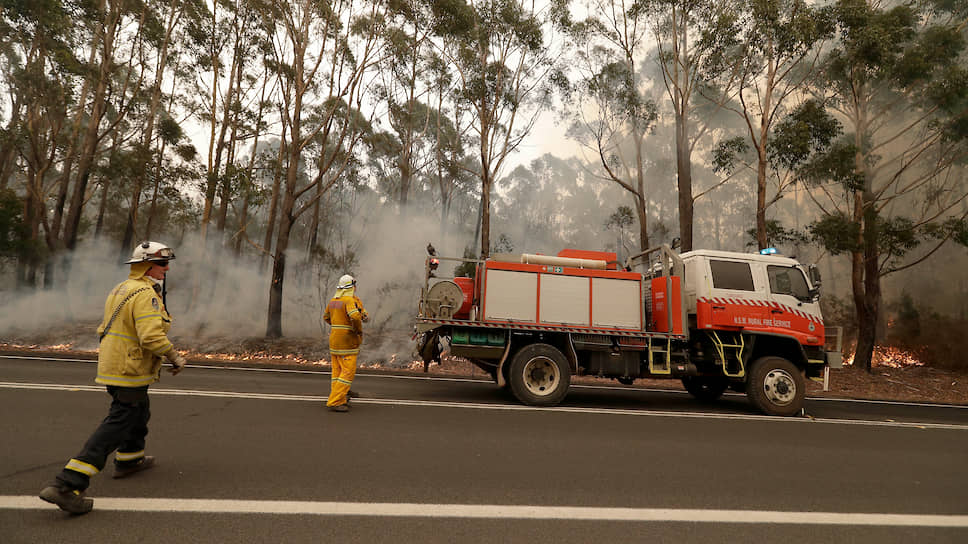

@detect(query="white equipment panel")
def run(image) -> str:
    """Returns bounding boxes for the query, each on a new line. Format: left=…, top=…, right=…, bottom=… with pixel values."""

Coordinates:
left=484, top=269, right=537, bottom=322
left=591, top=278, right=641, bottom=329
left=540, top=275, right=589, bottom=325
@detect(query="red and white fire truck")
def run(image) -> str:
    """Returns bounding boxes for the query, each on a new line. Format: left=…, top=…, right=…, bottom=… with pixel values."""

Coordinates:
left=414, top=244, right=843, bottom=416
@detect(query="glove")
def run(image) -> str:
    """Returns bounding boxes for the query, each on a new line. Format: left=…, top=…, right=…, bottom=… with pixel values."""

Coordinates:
left=165, top=351, right=187, bottom=375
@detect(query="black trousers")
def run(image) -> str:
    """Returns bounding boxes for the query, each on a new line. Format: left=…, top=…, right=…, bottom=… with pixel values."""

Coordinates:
left=56, top=386, right=151, bottom=491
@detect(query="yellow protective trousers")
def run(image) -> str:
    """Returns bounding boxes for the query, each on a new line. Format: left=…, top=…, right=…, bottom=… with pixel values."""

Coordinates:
left=327, top=353, right=357, bottom=407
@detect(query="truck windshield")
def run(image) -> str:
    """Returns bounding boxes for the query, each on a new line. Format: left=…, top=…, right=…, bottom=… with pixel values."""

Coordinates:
left=767, top=265, right=810, bottom=301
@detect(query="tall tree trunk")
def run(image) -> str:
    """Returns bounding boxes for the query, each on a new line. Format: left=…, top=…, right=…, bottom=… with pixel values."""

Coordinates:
left=63, top=0, right=120, bottom=251
left=850, top=92, right=880, bottom=372
left=675, top=117, right=694, bottom=251
left=262, top=129, right=286, bottom=271
left=308, top=175, right=322, bottom=255
left=480, top=167, right=491, bottom=258
left=755, top=145, right=769, bottom=250
left=634, top=138, right=649, bottom=251
left=266, top=193, right=295, bottom=339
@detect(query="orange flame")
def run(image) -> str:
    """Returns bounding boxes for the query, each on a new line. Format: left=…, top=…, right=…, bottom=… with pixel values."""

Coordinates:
left=842, top=345, right=924, bottom=368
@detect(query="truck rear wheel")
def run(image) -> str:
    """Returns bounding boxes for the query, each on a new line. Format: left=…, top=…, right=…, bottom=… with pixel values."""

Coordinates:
left=681, top=376, right=728, bottom=401
left=508, top=344, right=570, bottom=406
left=746, top=356, right=805, bottom=416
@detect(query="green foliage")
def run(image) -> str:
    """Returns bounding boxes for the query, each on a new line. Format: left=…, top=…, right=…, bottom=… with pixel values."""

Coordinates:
left=893, top=291, right=921, bottom=339
left=453, top=245, right=478, bottom=278
left=157, top=117, right=184, bottom=146
left=492, top=233, right=513, bottom=253
left=922, top=216, right=968, bottom=248
left=0, top=188, right=29, bottom=258
left=586, top=61, right=658, bottom=127
left=605, top=206, right=634, bottom=231
left=796, top=137, right=865, bottom=192
left=809, top=212, right=948, bottom=270
left=809, top=212, right=860, bottom=255
left=745, top=219, right=809, bottom=249
left=712, top=136, right=749, bottom=175
left=768, top=99, right=842, bottom=170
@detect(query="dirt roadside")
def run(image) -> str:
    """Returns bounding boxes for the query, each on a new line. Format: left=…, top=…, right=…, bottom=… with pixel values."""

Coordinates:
left=3, top=342, right=966, bottom=407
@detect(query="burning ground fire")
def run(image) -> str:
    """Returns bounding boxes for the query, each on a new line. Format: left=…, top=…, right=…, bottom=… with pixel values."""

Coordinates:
left=842, top=345, right=925, bottom=368
left=1, top=341, right=927, bottom=372
left=0, top=342, right=425, bottom=370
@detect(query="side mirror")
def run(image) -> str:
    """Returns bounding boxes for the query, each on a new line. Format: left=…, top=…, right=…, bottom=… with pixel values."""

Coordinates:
left=808, top=264, right=821, bottom=287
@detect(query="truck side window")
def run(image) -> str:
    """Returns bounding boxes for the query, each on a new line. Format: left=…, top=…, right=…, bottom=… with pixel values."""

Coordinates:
left=709, top=260, right=754, bottom=291
left=768, top=265, right=810, bottom=300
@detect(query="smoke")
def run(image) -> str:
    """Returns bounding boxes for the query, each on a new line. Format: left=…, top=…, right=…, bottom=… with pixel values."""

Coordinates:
left=0, top=198, right=471, bottom=366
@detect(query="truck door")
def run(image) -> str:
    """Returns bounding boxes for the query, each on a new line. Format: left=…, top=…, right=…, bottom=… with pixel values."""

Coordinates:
left=699, top=259, right=769, bottom=330
left=765, top=264, right=816, bottom=341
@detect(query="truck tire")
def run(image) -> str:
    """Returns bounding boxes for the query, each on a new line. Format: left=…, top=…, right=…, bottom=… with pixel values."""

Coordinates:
left=508, top=344, right=570, bottom=406
left=681, top=376, right=728, bottom=401
left=746, top=356, right=805, bottom=416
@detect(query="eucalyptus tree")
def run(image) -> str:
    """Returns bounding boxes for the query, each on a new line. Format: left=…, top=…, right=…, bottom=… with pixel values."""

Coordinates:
left=193, top=0, right=269, bottom=245
left=423, top=46, right=472, bottom=236
left=495, top=155, right=572, bottom=251
left=719, top=0, right=834, bottom=250
left=0, top=0, right=75, bottom=191
left=120, top=0, right=208, bottom=255
left=0, top=0, right=78, bottom=281
left=61, top=0, right=144, bottom=253
left=440, top=0, right=566, bottom=258
left=259, top=0, right=387, bottom=338
left=371, top=0, right=438, bottom=208
left=644, top=0, right=741, bottom=251
left=561, top=0, right=659, bottom=252
left=802, top=0, right=968, bottom=371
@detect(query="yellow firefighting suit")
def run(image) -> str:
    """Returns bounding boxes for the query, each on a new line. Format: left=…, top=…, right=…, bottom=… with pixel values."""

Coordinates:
left=55, top=261, right=175, bottom=491
left=324, top=286, right=368, bottom=407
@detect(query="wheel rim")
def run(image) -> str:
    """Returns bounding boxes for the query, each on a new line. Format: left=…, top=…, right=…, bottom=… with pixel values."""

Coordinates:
left=762, top=368, right=797, bottom=406
left=522, top=356, right=559, bottom=397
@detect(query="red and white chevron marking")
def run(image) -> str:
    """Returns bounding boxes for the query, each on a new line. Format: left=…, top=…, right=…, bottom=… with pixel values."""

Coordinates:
left=697, top=297, right=823, bottom=324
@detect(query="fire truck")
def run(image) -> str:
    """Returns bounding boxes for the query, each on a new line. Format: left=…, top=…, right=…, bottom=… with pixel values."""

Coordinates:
left=414, top=244, right=843, bottom=416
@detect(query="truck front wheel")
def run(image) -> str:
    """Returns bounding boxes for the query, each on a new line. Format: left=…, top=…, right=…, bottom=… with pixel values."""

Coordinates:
left=508, top=344, right=570, bottom=406
left=746, top=356, right=805, bottom=416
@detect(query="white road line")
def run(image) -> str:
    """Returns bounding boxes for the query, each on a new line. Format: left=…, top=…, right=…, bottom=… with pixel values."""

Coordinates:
left=4, top=354, right=967, bottom=409
left=1, top=496, right=966, bottom=526
left=1, top=381, right=966, bottom=430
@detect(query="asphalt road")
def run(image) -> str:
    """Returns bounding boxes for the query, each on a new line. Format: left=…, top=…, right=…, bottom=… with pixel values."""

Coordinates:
left=1, top=353, right=966, bottom=543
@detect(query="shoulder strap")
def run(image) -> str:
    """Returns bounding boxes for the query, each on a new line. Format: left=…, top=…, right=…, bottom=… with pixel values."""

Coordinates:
left=99, top=287, right=150, bottom=343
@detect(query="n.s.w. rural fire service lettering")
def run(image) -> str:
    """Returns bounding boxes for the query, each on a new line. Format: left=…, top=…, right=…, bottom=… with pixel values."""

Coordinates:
left=732, top=316, right=792, bottom=328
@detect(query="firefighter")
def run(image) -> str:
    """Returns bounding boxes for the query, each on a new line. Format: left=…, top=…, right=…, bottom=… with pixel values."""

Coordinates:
left=39, top=241, right=187, bottom=515
left=324, top=274, right=369, bottom=412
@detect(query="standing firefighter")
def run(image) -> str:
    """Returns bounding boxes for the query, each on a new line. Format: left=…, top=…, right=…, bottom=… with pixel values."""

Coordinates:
left=324, top=274, right=369, bottom=412
left=39, top=241, right=187, bottom=515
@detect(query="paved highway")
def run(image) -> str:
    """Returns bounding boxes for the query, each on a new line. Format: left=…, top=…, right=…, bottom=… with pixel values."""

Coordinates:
left=1, top=354, right=966, bottom=543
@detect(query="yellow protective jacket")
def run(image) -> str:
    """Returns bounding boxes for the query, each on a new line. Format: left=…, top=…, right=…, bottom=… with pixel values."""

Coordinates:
left=323, top=287, right=368, bottom=356
left=95, top=262, right=174, bottom=387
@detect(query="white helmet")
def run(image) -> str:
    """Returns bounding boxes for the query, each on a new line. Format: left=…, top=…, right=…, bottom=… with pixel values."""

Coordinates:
left=337, top=274, right=356, bottom=289
left=124, top=241, right=176, bottom=264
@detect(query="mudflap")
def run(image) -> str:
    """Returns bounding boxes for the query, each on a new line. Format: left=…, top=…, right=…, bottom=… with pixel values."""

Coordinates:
left=417, top=330, right=442, bottom=372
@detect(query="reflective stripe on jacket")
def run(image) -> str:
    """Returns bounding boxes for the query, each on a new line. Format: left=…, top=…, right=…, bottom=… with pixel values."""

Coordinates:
left=95, top=263, right=173, bottom=387
left=324, top=289, right=367, bottom=356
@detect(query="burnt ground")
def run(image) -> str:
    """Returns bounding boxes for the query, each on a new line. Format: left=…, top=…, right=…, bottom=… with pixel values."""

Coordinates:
left=1, top=323, right=966, bottom=406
